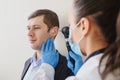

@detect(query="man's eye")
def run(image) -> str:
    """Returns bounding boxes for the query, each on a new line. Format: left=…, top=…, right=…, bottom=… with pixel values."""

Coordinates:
left=27, top=26, right=30, bottom=30
left=34, top=25, right=41, bottom=29
left=34, top=27, right=40, bottom=29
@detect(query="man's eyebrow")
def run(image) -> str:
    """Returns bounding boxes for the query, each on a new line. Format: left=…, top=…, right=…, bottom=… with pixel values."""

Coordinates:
left=33, top=24, right=41, bottom=27
left=26, top=25, right=30, bottom=28
left=26, top=24, right=41, bottom=28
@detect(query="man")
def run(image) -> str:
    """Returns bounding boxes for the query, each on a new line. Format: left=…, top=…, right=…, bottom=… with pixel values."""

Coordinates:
left=21, top=9, right=73, bottom=80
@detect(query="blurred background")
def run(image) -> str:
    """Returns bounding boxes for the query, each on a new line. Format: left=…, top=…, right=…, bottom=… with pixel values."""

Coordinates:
left=0, top=0, right=72, bottom=80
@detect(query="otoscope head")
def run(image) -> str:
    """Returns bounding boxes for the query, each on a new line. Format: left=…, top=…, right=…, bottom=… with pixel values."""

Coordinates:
left=61, top=26, right=69, bottom=38
left=61, top=26, right=75, bottom=64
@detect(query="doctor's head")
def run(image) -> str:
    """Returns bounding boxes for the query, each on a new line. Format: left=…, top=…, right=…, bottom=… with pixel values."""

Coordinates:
left=69, top=0, right=119, bottom=56
left=27, top=9, right=59, bottom=50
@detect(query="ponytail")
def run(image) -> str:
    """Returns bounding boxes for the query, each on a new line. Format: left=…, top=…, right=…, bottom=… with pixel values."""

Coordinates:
left=99, top=11, right=120, bottom=80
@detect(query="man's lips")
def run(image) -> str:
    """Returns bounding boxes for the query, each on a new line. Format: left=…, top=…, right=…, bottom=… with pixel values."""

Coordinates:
left=29, top=40, right=36, bottom=43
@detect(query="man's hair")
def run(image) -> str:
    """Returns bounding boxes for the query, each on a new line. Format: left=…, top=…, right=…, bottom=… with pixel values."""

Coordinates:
left=28, top=9, right=59, bottom=31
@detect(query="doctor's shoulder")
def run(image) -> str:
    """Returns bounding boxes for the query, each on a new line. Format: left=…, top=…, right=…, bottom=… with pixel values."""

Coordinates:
left=90, top=54, right=120, bottom=80
left=99, top=56, right=120, bottom=80
left=75, top=54, right=103, bottom=80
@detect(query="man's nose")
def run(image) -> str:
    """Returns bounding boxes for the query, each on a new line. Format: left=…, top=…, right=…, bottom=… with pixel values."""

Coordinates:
left=28, top=28, right=34, bottom=37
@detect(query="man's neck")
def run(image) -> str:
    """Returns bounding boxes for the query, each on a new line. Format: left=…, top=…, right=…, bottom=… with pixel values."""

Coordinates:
left=35, top=50, right=42, bottom=61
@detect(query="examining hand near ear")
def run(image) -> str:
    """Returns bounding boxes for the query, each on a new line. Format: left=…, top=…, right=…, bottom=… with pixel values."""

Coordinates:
left=66, top=51, right=83, bottom=75
left=41, top=38, right=59, bottom=68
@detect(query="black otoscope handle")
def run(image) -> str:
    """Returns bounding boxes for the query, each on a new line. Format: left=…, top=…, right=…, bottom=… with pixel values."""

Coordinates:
left=61, top=26, right=75, bottom=65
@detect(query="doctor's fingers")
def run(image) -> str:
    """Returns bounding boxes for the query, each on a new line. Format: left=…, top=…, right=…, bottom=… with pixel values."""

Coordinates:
left=41, top=42, right=45, bottom=52
left=67, top=60, right=74, bottom=71
left=49, top=38, right=55, bottom=51
left=45, top=38, right=51, bottom=51
left=66, top=53, right=74, bottom=70
left=45, top=38, right=55, bottom=51
left=66, top=54, right=70, bottom=61
left=69, top=51, right=81, bottom=60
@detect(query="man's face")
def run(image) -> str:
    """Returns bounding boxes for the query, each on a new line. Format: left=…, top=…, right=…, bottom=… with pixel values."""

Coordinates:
left=27, top=16, right=50, bottom=50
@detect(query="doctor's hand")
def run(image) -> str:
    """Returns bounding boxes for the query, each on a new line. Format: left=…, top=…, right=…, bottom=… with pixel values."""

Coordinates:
left=66, top=51, right=83, bottom=75
left=41, top=38, right=59, bottom=68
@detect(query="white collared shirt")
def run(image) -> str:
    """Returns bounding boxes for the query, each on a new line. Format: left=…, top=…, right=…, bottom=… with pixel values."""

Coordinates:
left=24, top=53, right=42, bottom=80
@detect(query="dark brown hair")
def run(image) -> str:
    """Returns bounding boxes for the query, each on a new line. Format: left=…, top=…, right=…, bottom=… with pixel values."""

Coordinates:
left=73, top=0, right=120, bottom=79
left=99, top=11, right=120, bottom=79
left=73, top=0, right=119, bottom=44
left=28, top=9, right=59, bottom=31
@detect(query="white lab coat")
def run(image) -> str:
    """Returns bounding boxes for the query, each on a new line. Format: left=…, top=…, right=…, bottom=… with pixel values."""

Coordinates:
left=33, top=53, right=120, bottom=80
left=66, top=53, right=103, bottom=80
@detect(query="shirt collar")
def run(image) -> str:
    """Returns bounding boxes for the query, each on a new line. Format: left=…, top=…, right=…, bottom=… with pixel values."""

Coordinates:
left=30, top=52, right=42, bottom=67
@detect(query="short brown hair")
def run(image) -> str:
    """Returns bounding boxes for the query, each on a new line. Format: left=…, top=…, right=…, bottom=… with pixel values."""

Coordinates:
left=28, top=9, right=59, bottom=31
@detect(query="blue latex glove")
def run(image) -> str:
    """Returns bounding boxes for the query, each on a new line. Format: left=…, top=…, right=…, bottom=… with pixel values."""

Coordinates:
left=41, top=38, right=59, bottom=68
left=66, top=51, right=83, bottom=75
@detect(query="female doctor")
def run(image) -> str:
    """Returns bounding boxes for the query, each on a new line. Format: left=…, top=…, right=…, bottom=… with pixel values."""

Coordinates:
left=33, top=0, right=120, bottom=80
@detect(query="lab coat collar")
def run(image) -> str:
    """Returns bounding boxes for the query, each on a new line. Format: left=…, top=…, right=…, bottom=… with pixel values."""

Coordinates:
left=85, top=48, right=106, bottom=62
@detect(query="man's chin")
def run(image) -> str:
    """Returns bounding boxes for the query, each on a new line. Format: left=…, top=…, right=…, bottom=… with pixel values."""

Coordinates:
left=31, top=46, right=41, bottom=50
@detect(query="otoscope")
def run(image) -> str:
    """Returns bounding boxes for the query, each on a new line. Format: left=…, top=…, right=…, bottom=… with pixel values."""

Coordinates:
left=61, top=26, right=71, bottom=51
left=61, top=26, right=75, bottom=64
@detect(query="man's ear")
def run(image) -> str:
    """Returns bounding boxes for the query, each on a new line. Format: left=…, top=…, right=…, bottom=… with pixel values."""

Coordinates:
left=80, top=17, right=90, bottom=36
left=49, top=26, right=59, bottom=38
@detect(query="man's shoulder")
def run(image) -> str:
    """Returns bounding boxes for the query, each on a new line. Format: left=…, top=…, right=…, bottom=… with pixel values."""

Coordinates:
left=56, top=50, right=66, bottom=60
left=58, top=53, right=66, bottom=62
left=25, top=57, right=31, bottom=65
left=21, top=57, right=32, bottom=80
left=54, top=52, right=74, bottom=80
left=23, top=57, right=32, bottom=71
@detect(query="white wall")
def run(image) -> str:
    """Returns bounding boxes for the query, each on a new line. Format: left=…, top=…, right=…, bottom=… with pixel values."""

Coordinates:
left=0, top=0, right=72, bottom=80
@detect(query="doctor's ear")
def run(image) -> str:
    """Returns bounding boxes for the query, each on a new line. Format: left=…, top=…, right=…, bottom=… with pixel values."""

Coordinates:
left=49, top=26, right=59, bottom=38
left=80, top=17, right=90, bottom=36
